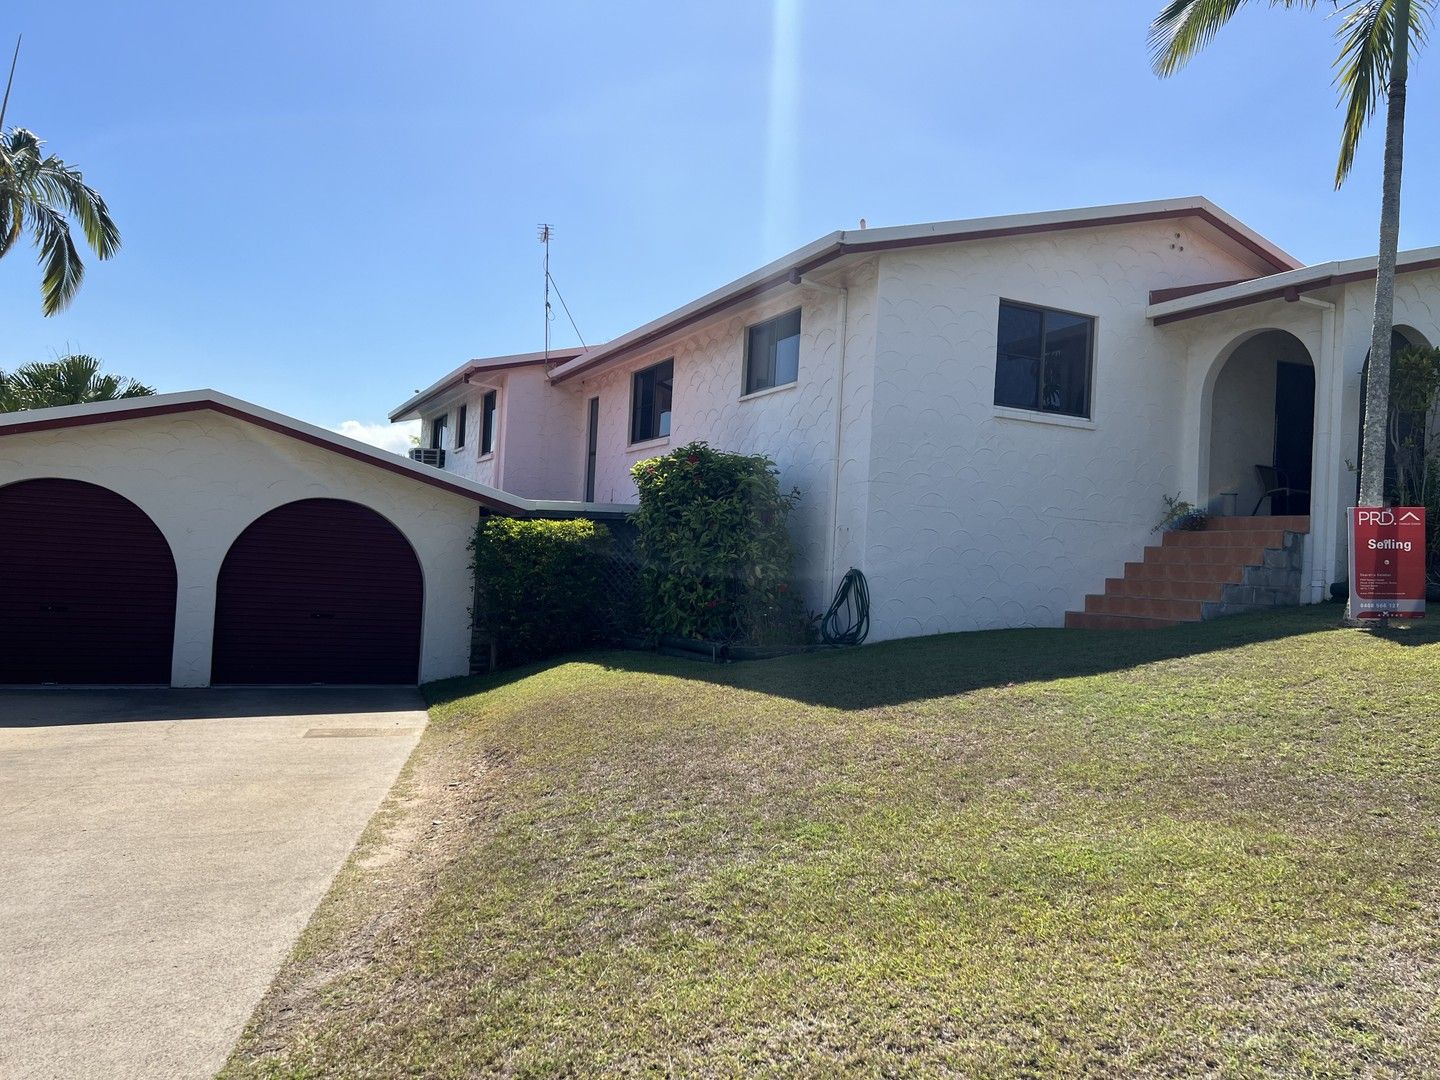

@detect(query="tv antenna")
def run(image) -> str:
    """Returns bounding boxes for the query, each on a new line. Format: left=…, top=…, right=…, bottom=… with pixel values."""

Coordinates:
left=538, top=223, right=554, bottom=362
left=0, top=36, right=21, bottom=131
left=537, top=223, right=586, bottom=365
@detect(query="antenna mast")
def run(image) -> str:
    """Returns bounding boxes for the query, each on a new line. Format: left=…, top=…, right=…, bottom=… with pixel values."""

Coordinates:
left=0, top=36, right=21, bottom=131
left=538, top=223, right=554, bottom=363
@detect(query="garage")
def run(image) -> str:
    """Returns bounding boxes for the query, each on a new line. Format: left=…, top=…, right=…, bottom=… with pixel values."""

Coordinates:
left=0, top=477, right=179, bottom=685
left=212, top=498, right=424, bottom=684
left=0, top=390, right=559, bottom=686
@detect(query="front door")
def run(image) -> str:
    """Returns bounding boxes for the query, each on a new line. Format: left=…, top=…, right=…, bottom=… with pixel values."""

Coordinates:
left=1272, top=361, right=1314, bottom=515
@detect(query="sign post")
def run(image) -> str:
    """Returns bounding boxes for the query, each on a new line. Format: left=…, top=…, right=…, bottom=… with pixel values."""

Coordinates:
left=1348, top=507, right=1427, bottom=621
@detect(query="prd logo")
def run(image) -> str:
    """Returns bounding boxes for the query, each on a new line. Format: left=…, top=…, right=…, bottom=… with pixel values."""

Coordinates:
left=1357, top=509, right=1397, bottom=526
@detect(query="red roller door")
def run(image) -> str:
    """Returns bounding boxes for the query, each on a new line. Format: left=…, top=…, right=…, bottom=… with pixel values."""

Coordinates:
left=211, top=499, right=423, bottom=684
left=0, top=478, right=177, bottom=684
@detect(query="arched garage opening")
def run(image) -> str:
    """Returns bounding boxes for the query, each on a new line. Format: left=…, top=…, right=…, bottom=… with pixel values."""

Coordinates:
left=211, top=498, right=424, bottom=685
left=0, top=478, right=177, bottom=684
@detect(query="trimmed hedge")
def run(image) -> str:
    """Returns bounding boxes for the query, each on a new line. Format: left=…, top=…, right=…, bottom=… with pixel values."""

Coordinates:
left=471, top=517, right=611, bottom=665
left=630, top=441, right=809, bottom=644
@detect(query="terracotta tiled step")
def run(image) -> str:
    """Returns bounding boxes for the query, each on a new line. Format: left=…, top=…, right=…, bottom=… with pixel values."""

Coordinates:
left=1143, top=544, right=1268, bottom=567
left=1064, top=611, right=1180, bottom=630
left=1104, top=576, right=1228, bottom=602
left=1208, top=515, right=1310, bottom=534
left=1083, top=593, right=1205, bottom=621
left=1160, top=528, right=1288, bottom=548
left=1122, top=560, right=1248, bottom=585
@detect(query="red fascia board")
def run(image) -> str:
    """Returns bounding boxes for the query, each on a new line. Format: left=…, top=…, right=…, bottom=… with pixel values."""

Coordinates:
left=1148, top=279, right=1253, bottom=304
left=552, top=207, right=1292, bottom=382
left=1152, top=255, right=1440, bottom=326
left=0, top=400, right=528, bottom=515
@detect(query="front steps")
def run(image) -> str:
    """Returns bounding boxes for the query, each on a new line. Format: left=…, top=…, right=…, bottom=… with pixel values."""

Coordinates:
left=1064, top=516, right=1309, bottom=630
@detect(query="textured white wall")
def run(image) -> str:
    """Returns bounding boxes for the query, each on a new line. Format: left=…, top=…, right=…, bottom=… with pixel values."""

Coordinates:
left=0, top=412, right=480, bottom=685
left=570, top=265, right=879, bottom=613
left=862, top=221, right=1265, bottom=639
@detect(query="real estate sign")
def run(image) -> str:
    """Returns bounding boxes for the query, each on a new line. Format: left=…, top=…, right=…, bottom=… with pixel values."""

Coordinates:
left=1349, top=507, right=1427, bottom=620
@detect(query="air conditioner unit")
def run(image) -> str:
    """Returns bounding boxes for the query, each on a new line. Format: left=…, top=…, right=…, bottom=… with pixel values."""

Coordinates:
left=409, top=447, right=445, bottom=468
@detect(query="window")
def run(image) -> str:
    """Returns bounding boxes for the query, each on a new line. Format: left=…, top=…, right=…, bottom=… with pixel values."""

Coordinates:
left=993, top=300, right=1095, bottom=419
left=455, top=404, right=467, bottom=449
left=630, top=358, right=673, bottom=443
left=744, top=308, right=801, bottom=395
left=429, top=412, right=448, bottom=450
left=480, top=390, right=497, bottom=455
left=585, top=396, right=599, bottom=501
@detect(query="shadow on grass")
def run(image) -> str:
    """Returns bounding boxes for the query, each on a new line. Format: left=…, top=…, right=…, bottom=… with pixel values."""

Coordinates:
left=430, top=604, right=1440, bottom=712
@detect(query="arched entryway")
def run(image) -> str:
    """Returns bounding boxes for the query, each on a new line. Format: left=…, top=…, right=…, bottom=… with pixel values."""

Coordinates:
left=1207, top=329, right=1316, bottom=516
left=1357, top=326, right=1433, bottom=503
left=211, top=498, right=424, bottom=684
left=0, top=478, right=178, bottom=684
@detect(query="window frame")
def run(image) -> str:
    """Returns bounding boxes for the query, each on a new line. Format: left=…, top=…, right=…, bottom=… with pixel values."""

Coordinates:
left=429, top=412, right=448, bottom=450
left=992, top=298, right=1096, bottom=421
left=455, top=404, right=467, bottom=450
left=742, top=307, right=802, bottom=397
left=480, top=390, right=497, bottom=456
left=629, top=357, right=674, bottom=445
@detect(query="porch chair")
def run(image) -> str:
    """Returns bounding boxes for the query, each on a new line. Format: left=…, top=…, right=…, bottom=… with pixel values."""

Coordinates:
left=1251, top=464, right=1309, bottom=516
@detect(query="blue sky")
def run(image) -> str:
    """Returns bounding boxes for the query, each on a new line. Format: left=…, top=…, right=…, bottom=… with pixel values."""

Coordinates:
left=2, top=0, right=1436, bottom=445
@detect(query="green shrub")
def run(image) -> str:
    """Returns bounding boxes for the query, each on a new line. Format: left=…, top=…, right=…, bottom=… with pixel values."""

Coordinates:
left=471, top=517, right=611, bottom=665
left=630, top=441, right=809, bottom=643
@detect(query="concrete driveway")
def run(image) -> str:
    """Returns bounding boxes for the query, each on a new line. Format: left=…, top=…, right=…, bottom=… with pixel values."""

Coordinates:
left=0, top=688, right=427, bottom=1080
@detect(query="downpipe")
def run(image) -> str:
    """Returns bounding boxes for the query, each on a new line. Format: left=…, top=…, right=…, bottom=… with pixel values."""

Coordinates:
left=792, top=271, right=849, bottom=596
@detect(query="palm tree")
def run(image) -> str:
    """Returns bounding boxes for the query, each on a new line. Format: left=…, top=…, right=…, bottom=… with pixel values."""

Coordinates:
left=0, top=354, right=154, bottom=412
left=0, top=126, right=121, bottom=315
left=1150, top=0, right=1427, bottom=508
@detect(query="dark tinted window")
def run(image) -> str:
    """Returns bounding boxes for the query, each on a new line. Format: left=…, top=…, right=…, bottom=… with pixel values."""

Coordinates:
left=481, top=390, right=497, bottom=454
left=631, top=358, right=674, bottom=443
left=429, top=413, right=447, bottom=449
left=993, top=301, right=1094, bottom=418
left=455, top=404, right=467, bottom=449
left=744, top=309, right=802, bottom=395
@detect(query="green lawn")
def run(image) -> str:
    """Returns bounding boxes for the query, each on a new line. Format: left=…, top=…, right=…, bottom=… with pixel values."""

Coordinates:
left=224, top=607, right=1440, bottom=1078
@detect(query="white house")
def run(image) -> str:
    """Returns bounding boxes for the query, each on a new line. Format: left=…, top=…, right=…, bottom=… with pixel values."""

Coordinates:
left=392, top=197, right=1440, bottom=639
left=0, top=391, right=628, bottom=687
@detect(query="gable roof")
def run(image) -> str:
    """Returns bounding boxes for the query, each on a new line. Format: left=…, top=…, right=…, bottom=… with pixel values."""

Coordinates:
left=1147, top=246, right=1440, bottom=325
left=0, top=389, right=634, bottom=518
left=388, top=347, right=587, bottom=422
left=545, top=197, right=1299, bottom=383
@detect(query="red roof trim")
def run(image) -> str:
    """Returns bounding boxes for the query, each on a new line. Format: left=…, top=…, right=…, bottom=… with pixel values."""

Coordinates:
left=1148, top=279, right=1253, bottom=305
left=1152, top=255, right=1440, bottom=326
left=0, top=400, right=527, bottom=515
left=552, top=206, right=1293, bottom=382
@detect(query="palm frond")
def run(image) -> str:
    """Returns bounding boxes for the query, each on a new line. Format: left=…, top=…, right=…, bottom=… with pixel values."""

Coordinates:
left=0, top=126, right=120, bottom=314
left=1333, top=0, right=1431, bottom=185
left=28, top=199, right=85, bottom=315
left=1150, top=0, right=1316, bottom=77
left=0, top=354, right=154, bottom=411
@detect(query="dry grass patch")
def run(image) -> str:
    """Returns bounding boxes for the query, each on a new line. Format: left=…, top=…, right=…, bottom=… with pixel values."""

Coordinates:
left=223, top=607, right=1440, bottom=1078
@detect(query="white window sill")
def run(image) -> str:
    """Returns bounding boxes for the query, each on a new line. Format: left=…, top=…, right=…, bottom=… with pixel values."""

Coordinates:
left=992, top=406, right=1096, bottom=431
left=476, top=452, right=495, bottom=462
left=739, top=381, right=798, bottom=403
left=627, top=436, right=671, bottom=453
